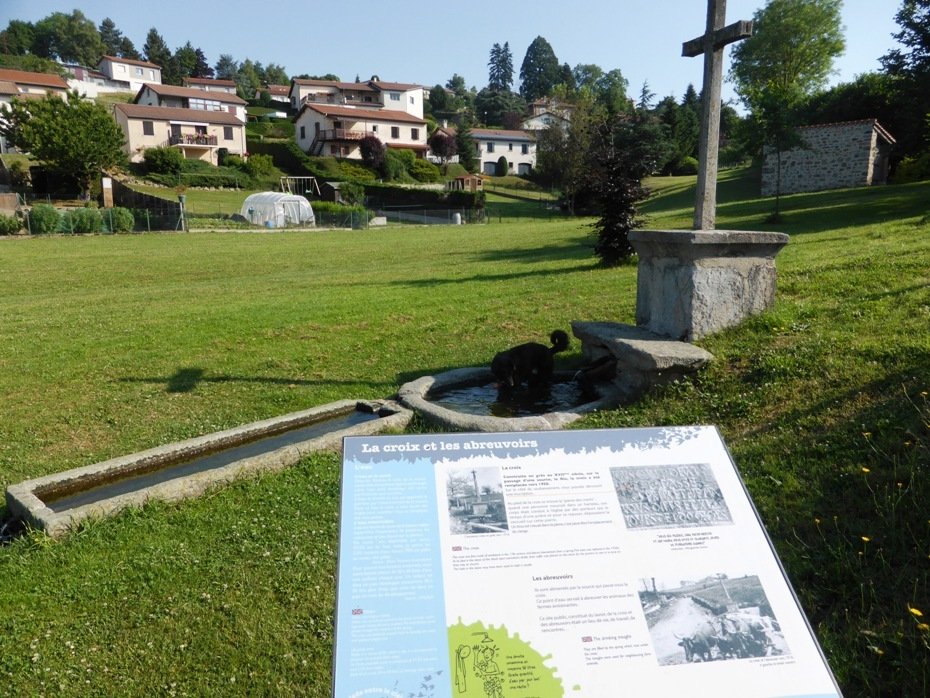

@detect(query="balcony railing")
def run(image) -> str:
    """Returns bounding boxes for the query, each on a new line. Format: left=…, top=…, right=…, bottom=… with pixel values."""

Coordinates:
left=315, top=128, right=375, bottom=142
left=168, top=134, right=218, bottom=147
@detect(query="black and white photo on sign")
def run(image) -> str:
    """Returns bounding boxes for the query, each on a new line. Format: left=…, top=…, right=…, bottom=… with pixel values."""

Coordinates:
left=446, top=466, right=509, bottom=535
left=610, top=463, right=733, bottom=529
left=638, top=571, right=789, bottom=666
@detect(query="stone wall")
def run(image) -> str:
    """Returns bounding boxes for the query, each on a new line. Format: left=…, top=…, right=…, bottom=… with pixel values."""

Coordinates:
left=761, top=120, right=894, bottom=196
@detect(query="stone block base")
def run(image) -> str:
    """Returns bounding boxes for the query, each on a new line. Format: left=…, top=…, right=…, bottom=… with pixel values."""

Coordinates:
left=629, top=230, right=789, bottom=341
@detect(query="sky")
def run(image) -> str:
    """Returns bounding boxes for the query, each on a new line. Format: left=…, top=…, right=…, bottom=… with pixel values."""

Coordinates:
left=3, top=1, right=903, bottom=107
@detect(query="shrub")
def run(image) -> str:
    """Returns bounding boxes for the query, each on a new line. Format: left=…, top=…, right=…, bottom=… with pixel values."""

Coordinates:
left=892, top=153, right=930, bottom=184
left=495, top=156, right=509, bottom=176
left=360, top=135, right=385, bottom=170
left=336, top=160, right=377, bottom=182
left=105, top=207, right=135, bottom=233
left=671, top=156, right=699, bottom=176
left=337, top=181, right=366, bottom=205
left=61, top=207, right=102, bottom=234
left=0, top=212, right=22, bottom=235
left=409, top=158, right=441, bottom=183
left=28, top=203, right=60, bottom=234
left=144, top=146, right=184, bottom=175
left=8, top=161, right=30, bottom=191
left=244, top=153, right=275, bottom=178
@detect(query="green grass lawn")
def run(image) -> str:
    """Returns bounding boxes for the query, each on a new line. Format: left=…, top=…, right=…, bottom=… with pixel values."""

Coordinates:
left=1, top=171, right=928, bottom=695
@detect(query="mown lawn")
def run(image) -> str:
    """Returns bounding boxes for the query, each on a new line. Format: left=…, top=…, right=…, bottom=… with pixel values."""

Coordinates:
left=1, top=171, right=928, bottom=695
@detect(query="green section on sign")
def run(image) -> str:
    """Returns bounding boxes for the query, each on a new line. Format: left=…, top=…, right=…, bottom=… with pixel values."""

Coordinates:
left=448, top=619, right=564, bottom=697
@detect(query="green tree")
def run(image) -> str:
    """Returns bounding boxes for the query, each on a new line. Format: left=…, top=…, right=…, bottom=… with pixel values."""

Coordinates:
left=488, top=42, right=513, bottom=91
left=33, top=10, right=104, bottom=66
left=236, top=59, right=263, bottom=99
left=262, top=63, right=289, bottom=86
left=193, top=48, right=214, bottom=78
left=143, top=28, right=171, bottom=69
left=881, top=0, right=930, bottom=157
left=729, top=0, right=845, bottom=215
left=0, top=91, right=126, bottom=197
left=532, top=92, right=600, bottom=213
left=455, top=123, right=478, bottom=173
left=474, top=87, right=525, bottom=127
left=595, top=69, right=630, bottom=114
left=590, top=111, right=666, bottom=266
left=0, top=20, right=35, bottom=55
left=118, top=36, right=139, bottom=60
left=214, top=54, right=239, bottom=81
left=169, top=42, right=199, bottom=84
left=519, top=36, right=560, bottom=101
left=98, top=18, right=124, bottom=56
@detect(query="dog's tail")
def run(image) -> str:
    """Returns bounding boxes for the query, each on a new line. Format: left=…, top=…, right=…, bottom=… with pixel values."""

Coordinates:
left=549, top=329, right=570, bottom=354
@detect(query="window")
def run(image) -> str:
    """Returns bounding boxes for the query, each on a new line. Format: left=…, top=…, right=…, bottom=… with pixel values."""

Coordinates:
left=142, top=121, right=154, bottom=136
left=224, top=126, right=233, bottom=141
left=391, top=126, right=399, bottom=139
left=521, top=143, right=529, bottom=154
left=372, top=125, right=378, bottom=133
left=508, top=143, right=513, bottom=151
left=117, top=64, right=126, bottom=73
left=487, top=142, right=495, bottom=153
left=300, top=125, right=306, bottom=139
left=411, top=128, right=419, bottom=140
left=409, top=95, right=414, bottom=104
left=149, top=70, right=155, bottom=80
left=135, top=67, right=143, bottom=77
left=389, top=92, right=400, bottom=101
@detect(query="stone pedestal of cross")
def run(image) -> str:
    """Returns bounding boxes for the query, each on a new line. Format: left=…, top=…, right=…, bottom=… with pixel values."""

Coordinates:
left=683, top=0, right=752, bottom=230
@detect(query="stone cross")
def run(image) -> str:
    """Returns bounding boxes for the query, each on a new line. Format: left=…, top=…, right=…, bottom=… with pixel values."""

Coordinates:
left=683, top=0, right=752, bottom=230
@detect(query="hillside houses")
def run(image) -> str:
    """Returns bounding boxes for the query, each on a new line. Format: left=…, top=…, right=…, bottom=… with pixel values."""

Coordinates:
left=0, top=68, right=70, bottom=154
left=294, top=103, right=427, bottom=158
left=134, top=83, right=248, bottom=123
left=113, top=103, right=247, bottom=165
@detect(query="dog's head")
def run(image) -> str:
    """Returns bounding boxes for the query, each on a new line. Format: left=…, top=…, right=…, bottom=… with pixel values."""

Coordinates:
left=491, top=352, right=516, bottom=388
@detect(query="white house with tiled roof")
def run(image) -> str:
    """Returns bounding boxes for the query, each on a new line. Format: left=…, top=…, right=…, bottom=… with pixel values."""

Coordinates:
left=134, top=83, right=247, bottom=122
left=97, top=55, right=162, bottom=91
left=294, top=103, right=427, bottom=158
left=470, top=128, right=536, bottom=175
left=0, top=68, right=69, bottom=98
left=0, top=69, right=70, bottom=153
left=182, top=77, right=238, bottom=95
left=289, top=77, right=424, bottom=119
left=113, top=102, right=246, bottom=165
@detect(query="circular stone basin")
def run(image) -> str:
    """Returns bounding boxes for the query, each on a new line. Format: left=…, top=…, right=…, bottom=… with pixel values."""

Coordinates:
left=397, top=367, right=622, bottom=432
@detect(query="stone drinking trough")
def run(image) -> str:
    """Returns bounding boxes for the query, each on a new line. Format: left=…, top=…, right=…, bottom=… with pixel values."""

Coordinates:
left=398, top=322, right=714, bottom=433
left=6, top=399, right=411, bottom=538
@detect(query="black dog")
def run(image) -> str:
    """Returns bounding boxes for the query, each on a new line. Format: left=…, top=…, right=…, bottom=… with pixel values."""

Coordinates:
left=491, top=330, right=569, bottom=392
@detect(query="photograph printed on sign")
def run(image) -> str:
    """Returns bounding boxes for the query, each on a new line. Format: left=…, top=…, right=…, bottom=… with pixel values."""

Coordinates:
left=446, top=466, right=509, bottom=535
left=638, top=571, right=790, bottom=666
left=610, top=463, right=733, bottom=529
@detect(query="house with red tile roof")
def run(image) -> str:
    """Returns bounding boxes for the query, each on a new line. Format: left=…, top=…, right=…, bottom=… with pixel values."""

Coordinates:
left=294, top=102, right=427, bottom=159
left=289, top=77, right=424, bottom=119
left=134, top=83, right=248, bottom=123
left=113, top=102, right=246, bottom=165
left=97, top=55, right=162, bottom=91
left=0, top=69, right=70, bottom=153
left=470, top=128, right=536, bottom=175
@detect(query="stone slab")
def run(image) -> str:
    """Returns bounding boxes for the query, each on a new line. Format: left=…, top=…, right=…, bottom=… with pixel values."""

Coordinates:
left=571, top=320, right=714, bottom=397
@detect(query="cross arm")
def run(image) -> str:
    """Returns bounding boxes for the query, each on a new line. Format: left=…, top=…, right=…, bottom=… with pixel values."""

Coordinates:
left=682, top=19, right=753, bottom=57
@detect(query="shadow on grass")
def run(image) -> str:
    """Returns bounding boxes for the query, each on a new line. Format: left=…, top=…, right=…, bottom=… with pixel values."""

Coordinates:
left=121, top=367, right=389, bottom=394
left=390, top=261, right=599, bottom=288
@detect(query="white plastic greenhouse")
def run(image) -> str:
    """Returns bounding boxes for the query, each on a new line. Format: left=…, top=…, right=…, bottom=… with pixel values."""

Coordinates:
left=240, top=192, right=315, bottom=228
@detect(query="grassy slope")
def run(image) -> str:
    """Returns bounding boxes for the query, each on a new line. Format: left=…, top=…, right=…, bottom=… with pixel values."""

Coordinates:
left=0, top=170, right=928, bottom=694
